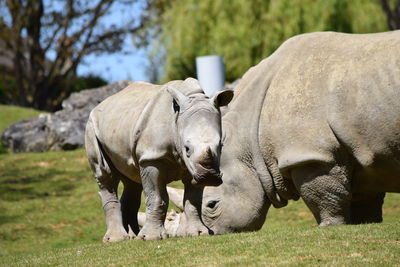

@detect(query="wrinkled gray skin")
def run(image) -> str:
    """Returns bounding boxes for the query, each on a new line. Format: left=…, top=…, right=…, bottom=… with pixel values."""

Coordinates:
left=85, top=78, right=233, bottom=241
left=168, top=31, right=400, bottom=235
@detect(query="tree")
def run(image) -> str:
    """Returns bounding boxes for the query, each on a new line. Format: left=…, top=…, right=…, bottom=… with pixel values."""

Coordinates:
left=0, top=0, right=151, bottom=110
left=143, top=0, right=388, bottom=83
left=380, top=0, right=400, bottom=29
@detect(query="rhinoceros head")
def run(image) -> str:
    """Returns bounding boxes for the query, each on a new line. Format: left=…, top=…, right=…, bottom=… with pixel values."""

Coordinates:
left=165, top=157, right=270, bottom=236
left=199, top=156, right=270, bottom=234
left=167, top=86, right=233, bottom=186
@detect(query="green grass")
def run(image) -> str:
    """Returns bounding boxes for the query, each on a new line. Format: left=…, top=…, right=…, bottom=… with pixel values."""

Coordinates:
left=0, top=104, right=399, bottom=266
left=0, top=104, right=44, bottom=133
left=0, top=149, right=399, bottom=266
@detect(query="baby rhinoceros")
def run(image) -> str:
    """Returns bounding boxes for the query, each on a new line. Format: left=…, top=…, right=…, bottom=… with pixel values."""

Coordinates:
left=85, top=78, right=233, bottom=241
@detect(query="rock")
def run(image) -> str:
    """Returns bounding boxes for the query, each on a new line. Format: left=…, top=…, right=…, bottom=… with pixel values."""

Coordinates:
left=1, top=80, right=132, bottom=152
left=1, top=116, right=49, bottom=152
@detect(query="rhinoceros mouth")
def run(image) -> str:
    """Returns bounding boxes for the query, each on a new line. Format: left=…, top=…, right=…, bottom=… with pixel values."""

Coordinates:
left=191, top=164, right=223, bottom=187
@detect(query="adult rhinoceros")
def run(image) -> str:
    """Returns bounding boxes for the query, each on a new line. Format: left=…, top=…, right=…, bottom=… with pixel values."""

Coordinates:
left=166, top=31, right=400, bottom=235
left=85, top=78, right=233, bottom=241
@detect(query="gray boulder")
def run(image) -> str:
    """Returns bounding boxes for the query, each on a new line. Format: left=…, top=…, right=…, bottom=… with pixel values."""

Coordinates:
left=1, top=80, right=132, bottom=152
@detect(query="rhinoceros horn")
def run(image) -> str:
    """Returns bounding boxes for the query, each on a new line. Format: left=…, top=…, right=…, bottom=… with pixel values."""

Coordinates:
left=137, top=212, right=146, bottom=227
left=167, top=186, right=184, bottom=211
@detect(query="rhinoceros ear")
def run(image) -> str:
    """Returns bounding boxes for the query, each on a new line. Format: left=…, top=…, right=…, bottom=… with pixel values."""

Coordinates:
left=166, top=86, right=188, bottom=113
left=211, top=89, right=234, bottom=107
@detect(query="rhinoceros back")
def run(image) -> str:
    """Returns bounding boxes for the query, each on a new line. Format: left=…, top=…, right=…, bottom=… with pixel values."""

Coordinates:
left=87, top=78, right=204, bottom=182
left=88, top=82, right=161, bottom=180
left=256, top=31, right=400, bottom=193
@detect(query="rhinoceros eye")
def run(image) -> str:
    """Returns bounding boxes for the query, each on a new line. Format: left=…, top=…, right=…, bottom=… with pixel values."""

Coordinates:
left=184, top=142, right=193, bottom=157
left=219, top=140, right=223, bottom=147
left=173, top=99, right=180, bottom=113
left=206, top=200, right=219, bottom=209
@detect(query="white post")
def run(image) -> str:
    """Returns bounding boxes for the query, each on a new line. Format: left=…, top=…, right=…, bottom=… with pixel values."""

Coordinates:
left=196, top=55, right=225, bottom=97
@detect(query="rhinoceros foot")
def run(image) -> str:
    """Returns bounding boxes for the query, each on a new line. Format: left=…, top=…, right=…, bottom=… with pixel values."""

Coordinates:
left=137, top=225, right=168, bottom=241
left=103, top=228, right=131, bottom=243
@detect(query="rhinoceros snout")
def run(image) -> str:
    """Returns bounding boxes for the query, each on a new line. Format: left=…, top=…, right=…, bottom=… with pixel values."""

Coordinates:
left=192, top=162, right=223, bottom=187
left=197, top=146, right=219, bottom=169
left=192, top=175, right=223, bottom=187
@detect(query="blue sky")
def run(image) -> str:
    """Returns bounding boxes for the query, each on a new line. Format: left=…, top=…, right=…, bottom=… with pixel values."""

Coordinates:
left=77, top=42, right=149, bottom=83
left=77, top=2, right=150, bottom=83
left=1, top=1, right=151, bottom=83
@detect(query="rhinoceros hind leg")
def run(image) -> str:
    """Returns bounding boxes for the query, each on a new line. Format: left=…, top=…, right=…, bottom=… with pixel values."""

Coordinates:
left=99, top=188, right=130, bottom=243
left=86, top=120, right=129, bottom=242
left=350, top=192, right=385, bottom=224
left=120, top=177, right=143, bottom=237
left=291, top=163, right=352, bottom=226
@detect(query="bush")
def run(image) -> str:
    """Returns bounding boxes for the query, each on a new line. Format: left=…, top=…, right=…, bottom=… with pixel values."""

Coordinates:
left=72, top=74, right=108, bottom=93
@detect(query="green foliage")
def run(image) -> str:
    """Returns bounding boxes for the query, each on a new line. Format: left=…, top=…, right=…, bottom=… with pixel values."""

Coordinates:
left=0, top=149, right=399, bottom=265
left=71, top=74, right=108, bottom=93
left=0, top=74, right=16, bottom=105
left=151, top=0, right=388, bottom=82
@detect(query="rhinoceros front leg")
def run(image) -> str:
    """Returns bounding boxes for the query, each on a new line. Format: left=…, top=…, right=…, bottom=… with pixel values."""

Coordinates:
left=176, top=181, right=210, bottom=237
left=137, top=164, right=169, bottom=240
left=291, top=163, right=352, bottom=226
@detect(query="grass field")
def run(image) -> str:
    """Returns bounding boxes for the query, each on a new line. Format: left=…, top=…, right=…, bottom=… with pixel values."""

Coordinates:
left=0, top=105, right=399, bottom=266
left=0, top=104, right=44, bottom=133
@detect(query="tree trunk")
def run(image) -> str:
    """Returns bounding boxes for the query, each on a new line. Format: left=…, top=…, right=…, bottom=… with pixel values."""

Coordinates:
left=381, top=0, right=400, bottom=30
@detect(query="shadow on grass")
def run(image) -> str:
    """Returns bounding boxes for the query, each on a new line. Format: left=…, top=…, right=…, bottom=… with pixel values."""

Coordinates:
left=0, top=167, right=81, bottom=201
left=0, top=213, right=21, bottom=225
left=0, top=206, right=22, bottom=227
